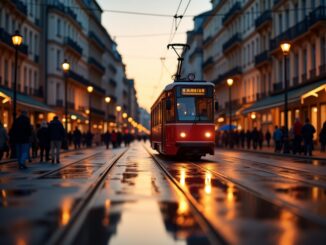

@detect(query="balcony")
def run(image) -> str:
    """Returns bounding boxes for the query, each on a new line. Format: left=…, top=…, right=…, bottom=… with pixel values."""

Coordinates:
left=255, top=10, right=272, bottom=29
left=310, top=68, right=317, bottom=79
left=88, top=57, right=105, bottom=74
left=123, top=89, right=128, bottom=97
left=0, top=28, right=28, bottom=55
left=34, top=54, right=39, bottom=63
left=212, top=66, right=242, bottom=85
left=273, top=0, right=282, bottom=7
left=68, top=70, right=89, bottom=87
left=107, top=114, right=116, bottom=121
left=89, top=31, right=106, bottom=50
left=292, top=76, right=299, bottom=86
left=90, top=107, right=105, bottom=116
left=109, top=79, right=117, bottom=87
left=271, top=7, right=326, bottom=51
left=273, top=82, right=283, bottom=92
left=203, top=36, right=213, bottom=47
left=222, top=33, right=241, bottom=53
left=56, top=99, right=63, bottom=107
left=66, top=7, right=77, bottom=20
left=12, top=0, right=27, bottom=15
left=222, top=2, right=241, bottom=25
left=255, top=51, right=270, bottom=67
left=202, top=57, right=214, bottom=70
left=65, top=37, right=83, bottom=56
left=109, top=65, right=117, bottom=74
left=301, top=73, right=307, bottom=83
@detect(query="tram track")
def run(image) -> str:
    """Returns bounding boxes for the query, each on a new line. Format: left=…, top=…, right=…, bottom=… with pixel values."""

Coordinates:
left=208, top=154, right=326, bottom=188
left=46, top=147, right=129, bottom=245
left=143, top=145, right=227, bottom=245
left=190, top=161, right=326, bottom=227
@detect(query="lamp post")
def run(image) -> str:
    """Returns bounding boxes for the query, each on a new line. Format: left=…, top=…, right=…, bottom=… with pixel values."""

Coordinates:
left=62, top=59, right=70, bottom=133
left=227, top=78, right=234, bottom=148
left=87, top=86, right=93, bottom=132
left=105, top=96, right=111, bottom=131
left=116, top=106, right=122, bottom=131
left=280, top=41, right=291, bottom=153
left=11, top=30, right=23, bottom=121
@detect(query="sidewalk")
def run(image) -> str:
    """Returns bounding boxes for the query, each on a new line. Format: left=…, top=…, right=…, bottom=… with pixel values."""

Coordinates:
left=220, top=145, right=326, bottom=160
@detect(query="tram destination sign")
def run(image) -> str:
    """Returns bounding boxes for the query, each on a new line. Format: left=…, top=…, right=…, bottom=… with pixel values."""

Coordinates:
left=181, top=88, right=206, bottom=96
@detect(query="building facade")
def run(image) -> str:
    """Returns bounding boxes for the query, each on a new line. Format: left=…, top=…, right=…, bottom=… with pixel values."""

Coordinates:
left=0, top=0, right=141, bottom=133
left=185, top=0, right=326, bottom=137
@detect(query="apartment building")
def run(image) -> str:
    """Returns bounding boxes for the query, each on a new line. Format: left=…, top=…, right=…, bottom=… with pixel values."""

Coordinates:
left=0, top=0, right=138, bottom=133
left=190, top=0, right=326, bottom=135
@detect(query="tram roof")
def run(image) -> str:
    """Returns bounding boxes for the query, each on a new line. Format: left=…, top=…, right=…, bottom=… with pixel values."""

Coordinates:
left=164, top=81, right=214, bottom=91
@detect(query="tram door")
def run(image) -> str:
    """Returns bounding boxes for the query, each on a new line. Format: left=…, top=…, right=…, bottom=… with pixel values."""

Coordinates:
left=161, top=100, right=166, bottom=153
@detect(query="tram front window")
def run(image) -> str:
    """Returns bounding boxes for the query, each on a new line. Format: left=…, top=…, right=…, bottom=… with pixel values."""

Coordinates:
left=177, top=97, right=213, bottom=122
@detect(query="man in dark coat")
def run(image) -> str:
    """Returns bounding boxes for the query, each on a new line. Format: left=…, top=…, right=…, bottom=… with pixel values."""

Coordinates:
left=11, top=111, right=32, bottom=169
left=37, top=121, right=50, bottom=162
left=73, top=127, right=82, bottom=149
left=301, top=118, right=316, bottom=156
left=48, top=116, right=65, bottom=163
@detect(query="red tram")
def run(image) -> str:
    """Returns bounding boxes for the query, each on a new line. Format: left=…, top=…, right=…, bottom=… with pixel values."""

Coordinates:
left=151, top=80, right=216, bottom=159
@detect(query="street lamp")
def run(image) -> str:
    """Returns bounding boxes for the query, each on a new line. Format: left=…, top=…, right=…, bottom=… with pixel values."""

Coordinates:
left=62, top=59, right=70, bottom=134
left=122, top=112, right=128, bottom=119
left=226, top=78, right=234, bottom=148
left=87, top=85, right=93, bottom=132
left=105, top=96, right=111, bottom=131
left=11, top=30, right=23, bottom=121
left=280, top=41, right=291, bottom=153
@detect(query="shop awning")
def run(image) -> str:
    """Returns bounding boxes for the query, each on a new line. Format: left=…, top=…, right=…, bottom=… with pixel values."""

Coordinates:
left=0, top=87, right=53, bottom=112
left=243, top=81, right=326, bottom=114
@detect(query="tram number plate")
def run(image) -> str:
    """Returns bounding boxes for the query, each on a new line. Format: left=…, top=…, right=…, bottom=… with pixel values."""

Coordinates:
left=181, top=88, right=206, bottom=96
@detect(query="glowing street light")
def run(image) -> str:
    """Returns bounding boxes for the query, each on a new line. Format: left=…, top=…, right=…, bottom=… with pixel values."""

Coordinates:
left=87, top=86, right=93, bottom=132
left=280, top=41, right=291, bottom=153
left=122, top=112, right=128, bottom=119
left=62, top=59, right=70, bottom=136
left=11, top=30, right=23, bottom=121
left=226, top=78, right=234, bottom=148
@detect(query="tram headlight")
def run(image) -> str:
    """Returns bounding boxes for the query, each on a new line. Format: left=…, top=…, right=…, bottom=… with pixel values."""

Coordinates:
left=205, top=132, right=212, bottom=138
left=180, top=132, right=187, bottom=138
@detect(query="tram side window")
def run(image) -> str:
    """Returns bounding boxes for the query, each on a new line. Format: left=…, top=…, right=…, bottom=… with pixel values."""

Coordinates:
left=166, top=96, right=175, bottom=122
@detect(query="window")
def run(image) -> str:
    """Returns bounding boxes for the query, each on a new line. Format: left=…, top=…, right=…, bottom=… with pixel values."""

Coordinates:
left=57, top=19, right=61, bottom=37
left=303, top=49, right=307, bottom=73
left=278, top=13, right=283, bottom=34
left=166, top=93, right=175, bottom=122
left=285, top=9, right=289, bottom=30
left=302, top=0, right=306, bottom=17
left=294, top=53, right=299, bottom=77
left=56, top=50, right=61, bottom=70
left=322, top=37, right=326, bottom=65
left=312, top=44, right=316, bottom=70
left=176, top=97, right=213, bottom=122
left=294, top=3, right=299, bottom=23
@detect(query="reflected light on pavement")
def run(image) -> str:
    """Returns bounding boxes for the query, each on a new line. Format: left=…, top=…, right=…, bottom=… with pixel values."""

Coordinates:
left=205, top=172, right=212, bottom=194
left=60, top=198, right=72, bottom=226
left=102, top=199, right=111, bottom=226
left=1, top=189, right=7, bottom=207
left=180, top=168, right=186, bottom=187
left=279, top=210, right=297, bottom=245
left=16, top=238, right=27, bottom=245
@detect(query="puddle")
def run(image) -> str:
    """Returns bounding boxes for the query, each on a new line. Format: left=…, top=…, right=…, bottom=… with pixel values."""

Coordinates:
left=73, top=200, right=210, bottom=245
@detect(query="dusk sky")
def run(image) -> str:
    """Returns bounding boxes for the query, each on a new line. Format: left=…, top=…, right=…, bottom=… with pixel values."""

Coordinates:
left=97, top=0, right=211, bottom=111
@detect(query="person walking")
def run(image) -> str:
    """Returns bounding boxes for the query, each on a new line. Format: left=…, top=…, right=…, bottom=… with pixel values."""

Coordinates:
left=273, top=126, right=283, bottom=153
left=73, top=127, right=82, bottom=149
left=48, top=116, right=65, bottom=164
left=240, top=129, right=245, bottom=148
left=10, top=111, right=32, bottom=169
left=301, top=118, right=316, bottom=156
left=251, top=127, right=259, bottom=150
left=319, top=121, right=326, bottom=152
left=111, top=130, right=117, bottom=148
left=265, top=130, right=271, bottom=147
left=245, top=130, right=252, bottom=149
left=37, top=121, right=50, bottom=162
left=104, top=131, right=111, bottom=149
left=292, top=118, right=303, bottom=154
left=0, top=122, right=9, bottom=161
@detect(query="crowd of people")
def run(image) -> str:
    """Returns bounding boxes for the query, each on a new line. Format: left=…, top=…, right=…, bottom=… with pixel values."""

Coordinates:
left=0, top=111, right=149, bottom=169
left=216, top=118, right=326, bottom=156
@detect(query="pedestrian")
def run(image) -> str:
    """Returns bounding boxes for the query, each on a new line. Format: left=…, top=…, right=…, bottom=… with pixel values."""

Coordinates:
left=319, top=121, right=326, bottom=152
left=111, top=130, right=117, bottom=148
left=30, top=125, right=38, bottom=159
left=10, top=111, right=32, bottom=169
left=86, top=131, right=93, bottom=147
left=301, top=118, right=316, bottom=156
left=0, top=122, right=9, bottom=161
left=240, top=129, right=245, bottom=148
left=258, top=129, right=264, bottom=150
left=117, top=131, right=122, bottom=147
left=251, top=127, right=259, bottom=150
left=245, top=130, right=252, bottom=149
left=48, top=116, right=65, bottom=164
left=292, top=118, right=303, bottom=154
left=265, top=129, right=271, bottom=147
left=37, top=121, right=50, bottom=162
left=273, top=126, right=283, bottom=153
left=104, top=130, right=111, bottom=149
left=73, top=127, right=82, bottom=149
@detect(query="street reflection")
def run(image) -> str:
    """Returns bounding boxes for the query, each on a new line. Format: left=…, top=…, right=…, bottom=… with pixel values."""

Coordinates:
left=278, top=210, right=297, bottom=245
left=204, top=172, right=212, bottom=194
left=60, top=198, right=72, bottom=226
left=180, top=167, right=186, bottom=186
